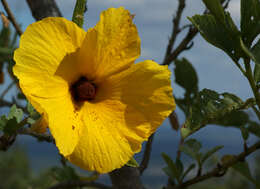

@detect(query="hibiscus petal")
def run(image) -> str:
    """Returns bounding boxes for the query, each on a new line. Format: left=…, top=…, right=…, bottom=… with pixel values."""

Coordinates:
left=29, top=94, right=82, bottom=156
left=67, top=101, right=141, bottom=173
left=98, top=60, right=176, bottom=132
left=77, top=7, right=141, bottom=81
left=67, top=60, right=175, bottom=173
left=13, top=17, right=86, bottom=98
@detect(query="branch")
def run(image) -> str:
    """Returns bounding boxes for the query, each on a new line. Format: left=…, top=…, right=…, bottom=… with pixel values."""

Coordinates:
left=139, top=134, right=154, bottom=174
left=0, top=98, right=27, bottom=113
left=26, top=0, right=62, bottom=21
left=163, top=0, right=186, bottom=62
left=18, top=127, right=54, bottom=143
left=1, top=0, right=23, bottom=36
left=48, top=180, right=112, bottom=189
left=0, top=81, right=15, bottom=99
left=162, top=27, right=197, bottom=65
left=170, top=140, right=260, bottom=189
left=72, top=0, right=87, bottom=27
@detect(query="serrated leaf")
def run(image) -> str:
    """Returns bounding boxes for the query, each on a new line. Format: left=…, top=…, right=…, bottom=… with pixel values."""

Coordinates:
left=8, top=105, right=23, bottom=123
left=216, top=110, right=249, bottom=127
left=162, top=153, right=181, bottom=182
left=201, top=145, right=223, bottom=164
left=180, top=163, right=196, bottom=181
left=126, top=157, right=139, bottom=167
left=202, top=0, right=225, bottom=22
left=184, top=89, right=244, bottom=138
left=232, top=161, right=258, bottom=186
left=174, top=58, right=198, bottom=94
left=189, top=13, right=241, bottom=60
left=241, top=0, right=260, bottom=46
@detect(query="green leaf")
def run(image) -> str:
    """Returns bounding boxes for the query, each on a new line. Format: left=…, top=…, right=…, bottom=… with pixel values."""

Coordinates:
left=180, top=139, right=202, bottom=162
left=202, top=0, right=225, bottom=22
left=240, top=38, right=257, bottom=62
left=232, top=161, right=259, bottom=186
left=201, top=145, right=223, bottom=164
left=51, top=166, right=79, bottom=182
left=0, top=115, right=7, bottom=131
left=162, top=153, right=181, bottom=182
left=252, top=40, right=260, bottom=82
left=3, top=118, right=19, bottom=135
left=126, top=157, right=139, bottom=167
left=174, top=58, right=198, bottom=94
left=216, top=110, right=249, bottom=127
left=181, top=127, right=191, bottom=138
left=176, top=158, right=184, bottom=177
left=189, top=13, right=241, bottom=60
left=26, top=102, right=40, bottom=120
left=180, top=163, right=196, bottom=181
left=247, top=121, right=260, bottom=138
left=184, top=89, right=244, bottom=138
left=241, top=0, right=260, bottom=45
left=8, top=105, right=23, bottom=123
left=0, top=105, right=25, bottom=135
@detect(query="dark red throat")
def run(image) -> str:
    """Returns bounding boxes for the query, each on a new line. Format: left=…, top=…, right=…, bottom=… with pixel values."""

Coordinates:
left=71, top=77, right=96, bottom=102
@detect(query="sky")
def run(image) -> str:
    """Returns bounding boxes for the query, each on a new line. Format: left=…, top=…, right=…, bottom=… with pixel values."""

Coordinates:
left=0, top=0, right=258, bottom=186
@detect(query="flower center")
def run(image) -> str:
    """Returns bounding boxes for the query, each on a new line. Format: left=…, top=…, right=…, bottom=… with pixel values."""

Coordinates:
left=71, top=77, right=96, bottom=102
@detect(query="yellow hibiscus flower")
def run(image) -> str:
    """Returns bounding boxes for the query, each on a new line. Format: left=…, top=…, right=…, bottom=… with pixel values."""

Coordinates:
left=13, top=7, right=175, bottom=173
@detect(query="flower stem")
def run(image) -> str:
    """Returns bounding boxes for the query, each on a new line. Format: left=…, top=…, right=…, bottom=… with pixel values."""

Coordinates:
left=72, top=0, right=87, bottom=28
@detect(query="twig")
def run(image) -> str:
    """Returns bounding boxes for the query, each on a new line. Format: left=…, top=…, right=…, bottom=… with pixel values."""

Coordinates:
left=176, top=134, right=184, bottom=159
left=18, top=127, right=54, bottom=143
left=163, top=0, right=186, bottom=64
left=0, top=98, right=27, bottom=112
left=0, top=81, right=15, bottom=99
left=139, top=134, right=155, bottom=174
left=48, top=180, right=112, bottom=189
left=1, top=0, right=23, bottom=36
left=170, top=140, right=260, bottom=189
left=163, top=27, right=197, bottom=65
